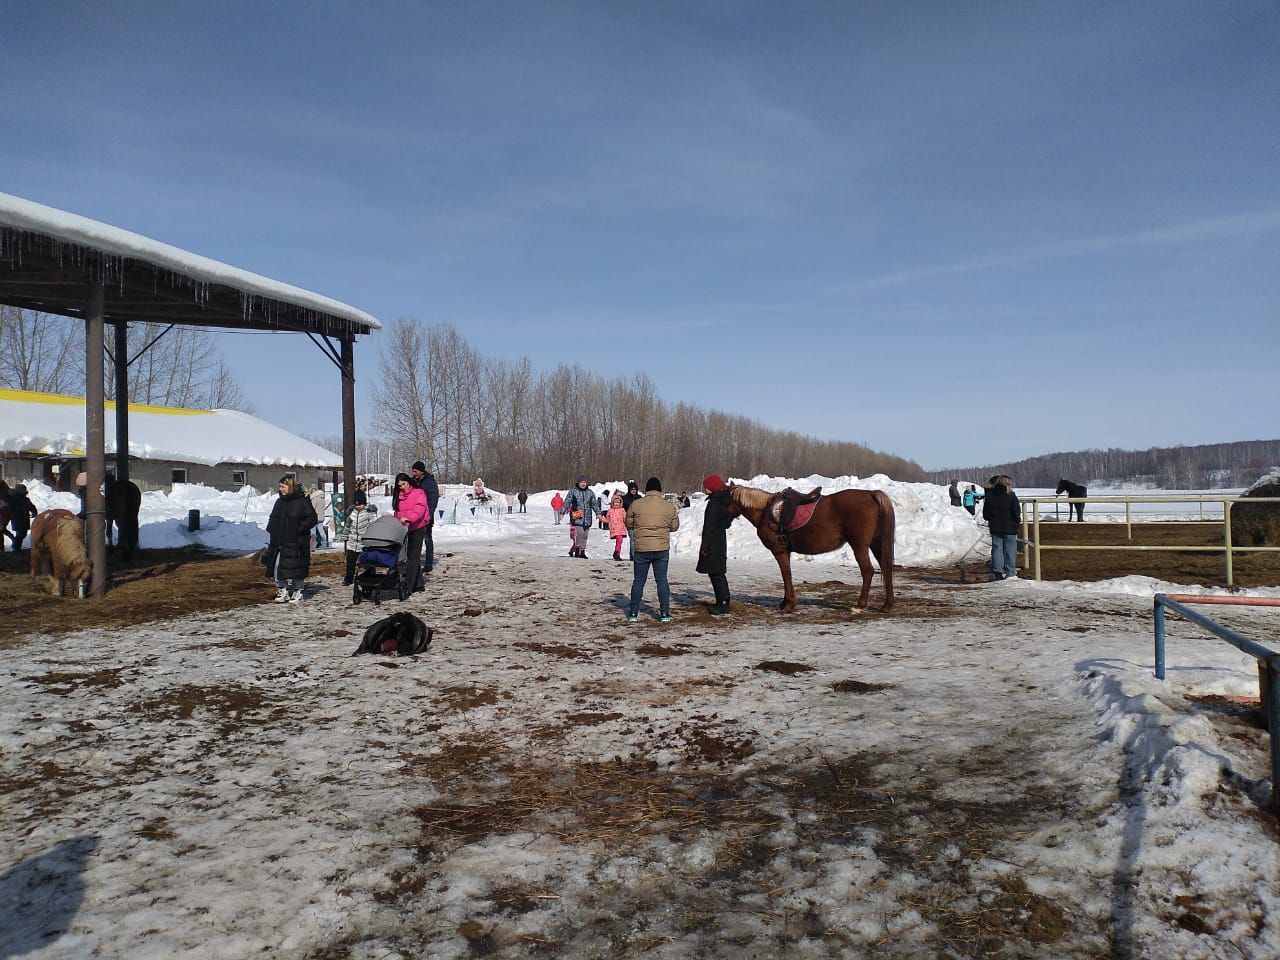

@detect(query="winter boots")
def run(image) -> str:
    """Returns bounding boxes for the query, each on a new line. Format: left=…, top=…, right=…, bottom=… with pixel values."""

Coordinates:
left=707, top=602, right=731, bottom=616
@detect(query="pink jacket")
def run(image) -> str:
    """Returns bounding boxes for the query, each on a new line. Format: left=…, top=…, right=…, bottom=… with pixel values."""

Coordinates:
left=395, top=486, right=430, bottom=531
left=551, top=493, right=564, bottom=510
left=606, top=503, right=627, bottom=537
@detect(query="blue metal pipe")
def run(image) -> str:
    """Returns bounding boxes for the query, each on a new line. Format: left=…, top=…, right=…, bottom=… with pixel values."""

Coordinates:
left=1153, top=593, right=1280, bottom=815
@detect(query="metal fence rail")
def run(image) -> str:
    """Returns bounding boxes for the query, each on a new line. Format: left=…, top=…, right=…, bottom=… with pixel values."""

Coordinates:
left=1152, top=593, right=1280, bottom=813
left=1019, top=495, right=1280, bottom=587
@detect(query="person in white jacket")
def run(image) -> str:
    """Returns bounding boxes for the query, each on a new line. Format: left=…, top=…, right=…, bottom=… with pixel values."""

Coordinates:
left=341, top=490, right=378, bottom=585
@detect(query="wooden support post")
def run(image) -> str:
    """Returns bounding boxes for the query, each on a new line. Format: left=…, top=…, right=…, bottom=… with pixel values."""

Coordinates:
left=85, top=278, right=108, bottom=596
left=340, top=335, right=357, bottom=514
left=114, top=321, right=129, bottom=491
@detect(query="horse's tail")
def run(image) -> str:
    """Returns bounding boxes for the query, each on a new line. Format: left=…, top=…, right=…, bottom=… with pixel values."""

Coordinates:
left=870, top=490, right=896, bottom=611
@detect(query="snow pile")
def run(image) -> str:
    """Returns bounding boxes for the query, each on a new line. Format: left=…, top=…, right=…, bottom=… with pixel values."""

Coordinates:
left=21, top=480, right=519, bottom=553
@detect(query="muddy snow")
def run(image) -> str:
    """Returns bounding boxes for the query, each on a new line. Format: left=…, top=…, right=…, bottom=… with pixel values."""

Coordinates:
left=3, top=509, right=1279, bottom=959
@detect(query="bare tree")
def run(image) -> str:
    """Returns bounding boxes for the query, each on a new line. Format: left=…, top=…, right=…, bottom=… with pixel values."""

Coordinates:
left=0, top=307, right=84, bottom=393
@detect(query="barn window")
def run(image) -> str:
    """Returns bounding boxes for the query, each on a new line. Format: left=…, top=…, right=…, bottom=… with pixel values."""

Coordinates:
left=232, top=470, right=247, bottom=486
left=171, top=468, right=188, bottom=484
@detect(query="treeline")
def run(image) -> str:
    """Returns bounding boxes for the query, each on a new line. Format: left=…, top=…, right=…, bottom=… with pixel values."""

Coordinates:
left=926, top=439, right=1280, bottom=490
left=0, top=307, right=252, bottom=412
left=350, top=320, right=923, bottom=491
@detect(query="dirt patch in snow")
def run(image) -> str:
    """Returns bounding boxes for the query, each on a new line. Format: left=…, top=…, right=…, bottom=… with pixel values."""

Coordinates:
left=0, top=547, right=345, bottom=647
left=388, top=740, right=1080, bottom=956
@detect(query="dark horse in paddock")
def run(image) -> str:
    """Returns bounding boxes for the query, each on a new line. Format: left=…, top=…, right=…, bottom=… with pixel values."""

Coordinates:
left=1056, top=478, right=1087, bottom=521
left=105, top=478, right=142, bottom=557
left=727, top=484, right=896, bottom=614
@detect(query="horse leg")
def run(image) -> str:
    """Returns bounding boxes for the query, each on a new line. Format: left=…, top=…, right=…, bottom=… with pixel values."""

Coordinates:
left=851, top=544, right=874, bottom=612
left=775, top=551, right=797, bottom=613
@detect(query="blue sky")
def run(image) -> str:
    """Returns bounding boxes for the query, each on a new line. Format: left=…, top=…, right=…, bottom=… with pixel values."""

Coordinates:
left=3, top=1, right=1277, bottom=470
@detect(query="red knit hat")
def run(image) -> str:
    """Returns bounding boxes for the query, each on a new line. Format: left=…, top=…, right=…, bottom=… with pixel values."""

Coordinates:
left=702, top=474, right=725, bottom=493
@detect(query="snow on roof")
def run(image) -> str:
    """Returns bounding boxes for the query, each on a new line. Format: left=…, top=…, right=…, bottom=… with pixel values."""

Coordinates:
left=0, top=389, right=341, bottom=468
left=0, top=192, right=380, bottom=332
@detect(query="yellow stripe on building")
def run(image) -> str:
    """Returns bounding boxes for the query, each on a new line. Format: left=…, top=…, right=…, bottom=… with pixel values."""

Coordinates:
left=0, top=388, right=211, bottom=416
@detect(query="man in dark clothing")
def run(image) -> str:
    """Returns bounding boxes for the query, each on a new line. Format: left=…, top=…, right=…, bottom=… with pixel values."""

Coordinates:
left=411, top=461, right=440, bottom=579
left=620, top=480, right=641, bottom=559
left=517, top=489, right=528, bottom=513
left=697, top=474, right=734, bottom=615
left=949, top=481, right=962, bottom=507
left=981, top=475, right=1021, bottom=581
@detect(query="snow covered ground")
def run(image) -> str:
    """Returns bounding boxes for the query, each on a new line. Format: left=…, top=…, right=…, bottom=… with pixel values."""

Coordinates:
left=3, top=479, right=1279, bottom=958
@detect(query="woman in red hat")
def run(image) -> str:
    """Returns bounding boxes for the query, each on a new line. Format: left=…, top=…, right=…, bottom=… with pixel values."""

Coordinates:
left=697, top=474, right=734, bottom=615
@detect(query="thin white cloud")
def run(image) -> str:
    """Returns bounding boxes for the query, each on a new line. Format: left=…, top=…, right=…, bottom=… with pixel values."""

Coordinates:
left=838, top=209, right=1280, bottom=292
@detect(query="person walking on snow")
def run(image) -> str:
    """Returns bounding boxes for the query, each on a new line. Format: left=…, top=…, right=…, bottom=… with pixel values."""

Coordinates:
left=517, top=489, right=528, bottom=513
left=982, top=475, right=1021, bottom=581
left=340, top=489, right=378, bottom=585
left=625, top=476, right=680, bottom=622
left=697, top=474, right=734, bottom=615
left=963, top=484, right=982, bottom=516
left=7, top=484, right=38, bottom=551
left=310, top=483, right=330, bottom=548
left=266, top=476, right=318, bottom=603
left=605, top=493, right=628, bottom=561
left=411, top=461, right=439, bottom=574
left=562, top=475, right=597, bottom=558
left=394, top=472, right=429, bottom=593
left=550, top=491, right=564, bottom=524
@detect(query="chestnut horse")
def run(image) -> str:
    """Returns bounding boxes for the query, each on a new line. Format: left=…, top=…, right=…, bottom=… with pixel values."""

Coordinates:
left=31, top=509, right=92, bottom=597
left=727, top=485, right=896, bottom=614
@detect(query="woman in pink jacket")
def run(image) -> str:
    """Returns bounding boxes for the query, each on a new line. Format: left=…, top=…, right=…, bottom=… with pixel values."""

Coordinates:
left=550, top=491, right=564, bottom=525
left=605, top=493, right=628, bottom=561
left=394, top=472, right=429, bottom=594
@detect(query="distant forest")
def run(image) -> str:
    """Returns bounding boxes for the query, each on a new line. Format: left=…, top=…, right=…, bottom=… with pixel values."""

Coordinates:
left=925, top=440, right=1280, bottom=490
left=316, top=320, right=926, bottom=491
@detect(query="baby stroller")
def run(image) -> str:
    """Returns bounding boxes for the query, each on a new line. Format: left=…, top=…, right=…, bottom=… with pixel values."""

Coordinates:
left=352, top=514, right=410, bottom=605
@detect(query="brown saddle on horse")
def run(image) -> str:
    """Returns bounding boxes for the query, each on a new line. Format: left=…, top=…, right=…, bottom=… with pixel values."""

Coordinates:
left=767, top=487, right=822, bottom=535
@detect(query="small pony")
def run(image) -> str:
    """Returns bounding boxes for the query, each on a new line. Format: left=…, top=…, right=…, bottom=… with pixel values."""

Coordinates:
left=31, top=509, right=93, bottom=597
left=1056, top=479, right=1087, bottom=522
left=727, top=484, right=896, bottom=614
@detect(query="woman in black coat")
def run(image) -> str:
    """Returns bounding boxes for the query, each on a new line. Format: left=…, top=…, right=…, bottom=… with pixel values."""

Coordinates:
left=697, top=474, right=734, bottom=615
left=266, top=476, right=318, bottom=603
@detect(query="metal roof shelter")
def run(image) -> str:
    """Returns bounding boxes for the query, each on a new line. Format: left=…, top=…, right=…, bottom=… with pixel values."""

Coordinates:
left=0, top=192, right=380, bottom=594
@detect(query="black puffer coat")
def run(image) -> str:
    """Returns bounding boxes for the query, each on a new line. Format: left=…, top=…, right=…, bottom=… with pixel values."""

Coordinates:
left=696, top=489, right=733, bottom=575
left=267, top=490, right=318, bottom=580
left=982, top=484, right=1022, bottom=536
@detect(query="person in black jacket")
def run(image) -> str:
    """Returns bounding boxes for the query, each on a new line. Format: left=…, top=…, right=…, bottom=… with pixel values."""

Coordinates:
left=7, top=484, right=38, bottom=551
left=981, top=475, right=1021, bottom=581
left=697, top=474, right=734, bottom=615
left=620, top=479, right=641, bottom=560
left=411, top=461, right=440, bottom=579
left=266, top=476, right=318, bottom=603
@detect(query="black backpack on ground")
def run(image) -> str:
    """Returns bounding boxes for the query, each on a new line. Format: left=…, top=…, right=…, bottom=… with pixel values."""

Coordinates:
left=352, top=612, right=432, bottom=656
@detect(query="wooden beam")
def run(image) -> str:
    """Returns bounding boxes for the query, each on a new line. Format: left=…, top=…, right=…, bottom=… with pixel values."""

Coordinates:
left=86, top=278, right=108, bottom=597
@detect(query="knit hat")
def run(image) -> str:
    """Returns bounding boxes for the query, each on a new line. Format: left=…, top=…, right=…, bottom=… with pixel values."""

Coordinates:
left=645, top=476, right=662, bottom=492
left=702, top=474, right=725, bottom=493
left=352, top=490, right=367, bottom=506
left=412, top=461, right=426, bottom=473
left=576, top=474, right=588, bottom=484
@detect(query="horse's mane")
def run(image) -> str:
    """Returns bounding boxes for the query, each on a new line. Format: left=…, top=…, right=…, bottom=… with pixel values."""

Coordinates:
left=730, top=485, right=773, bottom=511
left=53, top=517, right=88, bottom=559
